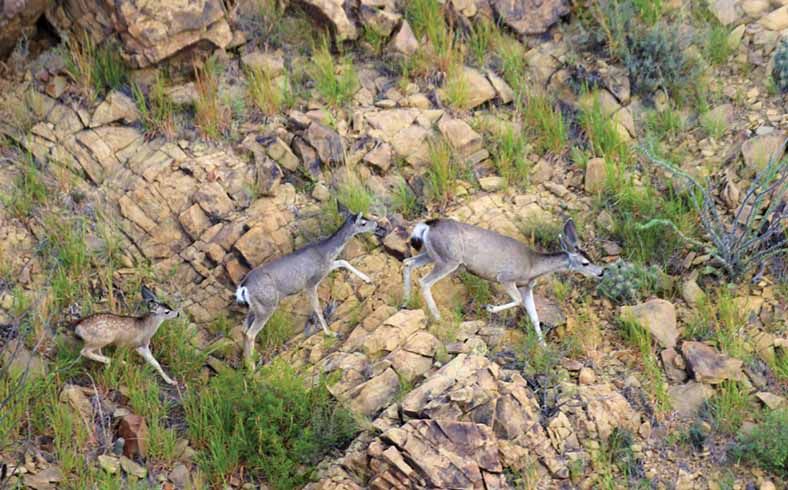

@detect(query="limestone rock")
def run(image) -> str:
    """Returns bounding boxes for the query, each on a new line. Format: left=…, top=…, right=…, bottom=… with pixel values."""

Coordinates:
left=661, top=348, right=688, bottom=383
left=60, top=385, right=94, bottom=426
left=760, top=6, right=788, bottom=31
left=118, top=414, right=149, bottom=458
left=234, top=226, right=276, bottom=266
left=363, top=142, right=393, bottom=171
left=681, top=278, right=705, bottom=306
left=620, top=299, right=679, bottom=349
left=710, top=0, right=740, bottom=25
left=90, top=91, right=140, bottom=128
left=389, top=20, right=418, bottom=55
left=0, top=339, right=47, bottom=379
left=240, top=50, right=285, bottom=77
left=23, top=466, right=64, bottom=490
left=442, top=67, right=497, bottom=109
left=668, top=382, right=714, bottom=417
left=741, top=132, right=786, bottom=170
left=194, top=182, right=234, bottom=218
left=437, top=117, right=483, bottom=156
left=681, top=341, right=746, bottom=384
left=98, top=455, right=120, bottom=474
left=491, top=0, right=570, bottom=35
left=0, top=0, right=48, bottom=58
left=296, top=0, right=358, bottom=41
left=305, top=122, right=344, bottom=165
left=584, top=157, right=606, bottom=194
left=348, top=367, right=399, bottom=417
left=119, top=455, right=147, bottom=478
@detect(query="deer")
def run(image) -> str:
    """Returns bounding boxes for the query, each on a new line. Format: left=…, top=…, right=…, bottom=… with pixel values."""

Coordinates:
left=235, top=207, right=385, bottom=368
left=402, top=217, right=604, bottom=345
left=74, top=285, right=179, bottom=384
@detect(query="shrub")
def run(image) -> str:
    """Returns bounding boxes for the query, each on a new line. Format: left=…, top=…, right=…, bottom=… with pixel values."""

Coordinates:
left=772, top=37, right=788, bottom=94
left=623, top=24, right=696, bottom=98
left=308, top=40, right=358, bottom=108
left=184, top=361, right=358, bottom=488
left=639, top=145, right=788, bottom=281
left=732, top=408, right=787, bottom=478
left=596, top=260, right=661, bottom=304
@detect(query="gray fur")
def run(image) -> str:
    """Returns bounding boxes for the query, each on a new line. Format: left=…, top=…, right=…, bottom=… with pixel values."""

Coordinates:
left=237, top=212, right=382, bottom=367
left=403, top=218, right=603, bottom=344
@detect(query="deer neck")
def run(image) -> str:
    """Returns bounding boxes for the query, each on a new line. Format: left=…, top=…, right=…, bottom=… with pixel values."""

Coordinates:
left=530, top=252, right=569, bottom=279
left=321, top=220, right=355, bottom=260
left=138, top=314, right=165, bottom=340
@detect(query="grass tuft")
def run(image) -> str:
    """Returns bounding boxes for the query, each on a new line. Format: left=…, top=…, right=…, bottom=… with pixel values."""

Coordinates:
left=308, top=39, right=359, bottom=108
left=194, top=56, right=231, bottom=140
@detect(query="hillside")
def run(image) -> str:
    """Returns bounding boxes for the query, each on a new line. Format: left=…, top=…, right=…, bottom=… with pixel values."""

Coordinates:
left=0, top=1, right=786, bottom=489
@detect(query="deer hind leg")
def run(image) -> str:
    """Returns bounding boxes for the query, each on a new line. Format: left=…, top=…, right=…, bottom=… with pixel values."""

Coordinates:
left=485, top=282, right=522, bottom=314
left=402, top=253, right=432, bottom=303
left=419, top=261, right=460, bottom=321
left=520, top=286, right=545, bottom=345
left=244, top=302, right=275, bottom=367
left=80, top=346, right=111, bottom=365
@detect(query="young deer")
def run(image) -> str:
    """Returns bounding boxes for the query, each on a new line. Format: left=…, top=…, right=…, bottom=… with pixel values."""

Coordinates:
left=236, top=209, right=384, bottom=367
left=403, top=218, right=603, bottom=344
left=75, top=286, right=179, bottom=384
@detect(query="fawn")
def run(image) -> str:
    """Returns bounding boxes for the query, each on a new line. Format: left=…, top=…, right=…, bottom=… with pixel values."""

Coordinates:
left=403, top=217, right=603, bottom=344
left=75, top=285, right=179, bottom=384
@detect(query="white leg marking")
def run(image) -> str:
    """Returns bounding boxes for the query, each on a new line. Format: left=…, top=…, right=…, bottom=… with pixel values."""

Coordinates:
left=522, top=287, right=545, bottom=345
left=136, top=346, right=176, bottom=385
left=331, top=260, right=371, bottom=283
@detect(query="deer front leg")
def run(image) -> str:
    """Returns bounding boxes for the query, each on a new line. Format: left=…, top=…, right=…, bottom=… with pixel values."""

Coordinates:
left=402, top=253, right=432, bottom=302
left=521, top=286, right=545, bottom=346
left=306, top=285, right=336, bottom=336
left=136, top=346, right=176, bottom=385
left=330, top=260, right=372, bottom=283
left=419, top=261, right=460, bottom=321
left=485, top=282, right=522, bottom=314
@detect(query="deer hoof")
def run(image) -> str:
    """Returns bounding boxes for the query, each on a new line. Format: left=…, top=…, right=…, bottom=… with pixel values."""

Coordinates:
left=484, top=304, right=495, bottom=313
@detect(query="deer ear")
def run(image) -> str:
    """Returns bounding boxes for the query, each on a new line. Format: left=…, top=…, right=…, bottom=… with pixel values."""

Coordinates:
left=355, top=212, right=363, bottom=224
left=337, top=200, right=351, bottom=218
left=563, top=219, right=578, bottom=249
left=141, top=285, right=157, bottom=304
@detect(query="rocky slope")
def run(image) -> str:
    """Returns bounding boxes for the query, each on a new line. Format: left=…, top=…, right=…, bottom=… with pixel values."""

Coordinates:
left=0, top=0, right=786, bottom=489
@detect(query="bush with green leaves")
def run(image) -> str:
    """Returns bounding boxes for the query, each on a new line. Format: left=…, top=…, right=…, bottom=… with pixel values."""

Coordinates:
left=184, top=361, right=358, bottom=489
left=623, top=24, right=696, bottom=98
left=773, top=37, right=788, bottom=93
left=732, top=408, right=787, bottom=478
left=596, top=260, right=661, bottom=304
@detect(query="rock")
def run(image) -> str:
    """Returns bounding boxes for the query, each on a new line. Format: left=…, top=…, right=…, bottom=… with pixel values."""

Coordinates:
left=118, top=414, right=149, bottom=458
left=194, top=182, right=234, bottom=218
left=359, top=4, right=400, bottom=37
left=741, top=133, right=786, bottom=170
left=0, top=0, right=48, bottom=58
left=45, top=76, right=68, bottom=99
left=0, top=339, right=47, bottom=379
left=305, top=122, right=344, bottom=165
left=60, top=385, right=94, bottom=425
left=390, top=124, right=432, bottom=165
left=266, top=137, right=300, bottom=172
left=710, top=0, right=740, bottom=25
left=660, top=348, right=688, bottom=383
left=382, top=228, right=409, bottom=259
left=98, top=455, right=120, bottom=474
left=23, top=466, right=63, bottom=490
left=348, top=367, right=400, bottom=417
left=179, top=204, right=211, bottom=240
left=168, top=463, right=190, bottom=488
left=578, top=367, right=596, bottom=385
left=312, top=182, right=331, bottom=201
left=760, top=7, right=788, bottom=31
left=365, top=109, right=419, bottom=139
left=490, top=0, right=570, bottom=35
left=439, top=67, right=497, bottom=109
left=620, top=299, right=679, bottom=349
left=49, top=0, right=232, bottom=68
left=572, top=384, right=641, bottom=442
left=727, top=24, right=746, bottom=50
left=255, top=156, right=283, bottom=196
left=437, top=117, right=483, bottom=156
left=479, top=176, right=505, bottom=191
left=760, top=481, right=777, bottom=490
left=584, top=157, right=607, bottom=194
left=240, top=50, right=284, bottom=77
left=668, top=382, right=714, bottom=417
left=364, top=420, right=505, bottom=488
left=363, top=142, right=393, bottom=171
left=755, top=391, right=785, bottom=409
left=486, top=71, right=514, bottom=104
left=741, top=1, right=770, bottom=17
left=295, top=0, right=358, bottom=41
left=90, top=91, right=140, bottom=128
left=389, top=20, right=418, bottom=55
left=681, top=278, right=704, bottom=306
left=681, top=341, right=746, bottom=384
left=119, top=456, right=147, bottom=478
left=234, top=226, right=276, bottom=266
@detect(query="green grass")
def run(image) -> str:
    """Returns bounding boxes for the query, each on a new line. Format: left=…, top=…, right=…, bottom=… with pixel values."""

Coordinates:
left=443, top=65, right=472, bottom=110
left=733, top=408, right=787, bottom=478
left=256, top=310, right=296, bottom=354
left=132, top=75, right=175, bottom=138
left=704, top=24, right=734, bottom=66
left=580, top=92, right=630, bottom=165
left=700, top=109, right=728, bottom=139
left=64, top=33, right=128, bottom=101
left=707, top=380, right=751, bottom=434
left=362, top=25, right=389, bottom=55
left=1, top=153, right=47, bottom=218
left=246, top=66, right=294, bottom=116
left=194, top=56, right=230, bottom=140
left=495, top=33, right=527, bottom=94
left=468, top=17, right=496, bottom=67
left=337, top=176, right=375, bottom=215
left=458, top=271, right=492, bottom=316
left=618, top=316, right=670, bottom=411
left=424, top=139, right=458, bottom=207
left=684, top=288, right=749, bottom=361
left=405, top=0, right=456, bottom=72
left=489, top=125, right=529, bottom=188
left=523, top=94, right=568, bottom=155
left=390, top=180, right=422, bottom=219
left=308, top=40, right=358, bottom=108
left=184, top=361, right=358, bottom=488
left=517, top=215, right=563, bottom=251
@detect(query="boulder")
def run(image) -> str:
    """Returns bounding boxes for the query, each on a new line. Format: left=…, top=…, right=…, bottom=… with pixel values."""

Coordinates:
left=295, top=0, right=358, bottom=40
left=490, top=0, right=570, bottom=35
left=90, top=91, right=140, bottom=128
left=620, top=299, right=679, bottom=349
left=47, top=0, right=233, bottom=68
left=741, top=133, right=786, bottom=171
left=118, top=414, right=149, bottom=458
left=389, top=20, right=418, bottom=55
left=0, top=0, right=49, bottom=58
left=305, top=122, right=344, bottom=165
left=760, top=6, right=788, bottom=31
left=437, top=117, right=483, bottom=156
left=681, top=341, right=746, bottom=384
left=668, top=382, right=714, bottom=417
left=348, top=367, right=400, bottom=417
